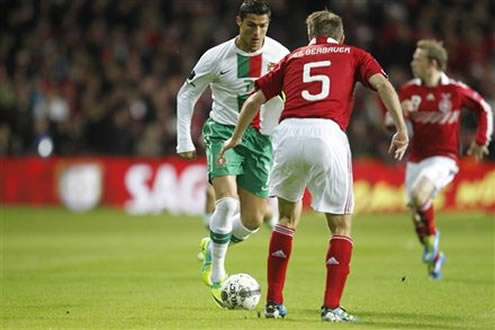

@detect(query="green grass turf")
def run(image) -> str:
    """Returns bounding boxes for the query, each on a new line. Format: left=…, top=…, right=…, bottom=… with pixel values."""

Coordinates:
left=1, top=207, right=493, bottom=329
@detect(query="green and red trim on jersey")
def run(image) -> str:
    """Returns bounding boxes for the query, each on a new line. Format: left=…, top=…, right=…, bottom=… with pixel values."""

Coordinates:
left=237, top=53, right=262, bottom=78
left=237, top=53, right=263, bottom=130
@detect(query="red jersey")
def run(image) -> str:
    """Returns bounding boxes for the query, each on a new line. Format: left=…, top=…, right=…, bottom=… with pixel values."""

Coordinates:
left=255, top=36, right=386, bottom=131
left=399, top=73, right=493, bottom=163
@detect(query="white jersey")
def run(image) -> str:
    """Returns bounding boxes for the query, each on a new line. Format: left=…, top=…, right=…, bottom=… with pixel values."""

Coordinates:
left=176, top=36, right=289, bottom=153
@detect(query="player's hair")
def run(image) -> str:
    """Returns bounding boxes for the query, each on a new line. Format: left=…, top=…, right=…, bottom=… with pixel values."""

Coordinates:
left=238, top=0, right=271, bottom=20
left=306, top=10, right=344, bottom=40
left=417, top=39, right=448, bottom=71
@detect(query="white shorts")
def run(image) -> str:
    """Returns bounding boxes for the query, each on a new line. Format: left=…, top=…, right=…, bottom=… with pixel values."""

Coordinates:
left=405, top=156, right=459, bottom=203
left=270, top=118, right=354, bottom=214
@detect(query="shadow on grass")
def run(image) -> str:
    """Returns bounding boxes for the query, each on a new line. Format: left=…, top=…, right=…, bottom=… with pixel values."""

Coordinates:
left=360, top=311, right=468, bottom=329
left=360, top=320, right=467, bottom=329
left=442, top=278, right=495, bottom=286
left=293, top=309, right=467, bottom=329
left=357, top=310, right=462, bottom=321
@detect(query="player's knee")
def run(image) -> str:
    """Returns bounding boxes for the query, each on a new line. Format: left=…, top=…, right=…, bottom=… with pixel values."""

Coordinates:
left=210, top=197, right=239, bottom=234
left=277, top=213, right=297, bottom=228
left=410, top=190, right=427, bottom=210
left=410, top=177, right=435, bottom=209
left=216, top=196, right=239, bottom=213
left=241, top=211, right=264, bottom=231
left=326, top=214, right=352, bottom=236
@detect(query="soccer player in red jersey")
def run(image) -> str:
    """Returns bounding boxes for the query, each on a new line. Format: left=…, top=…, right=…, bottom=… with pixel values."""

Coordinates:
left=217, top=10, right=409, bottom=322
left=392, top=40, right=493, bottom=279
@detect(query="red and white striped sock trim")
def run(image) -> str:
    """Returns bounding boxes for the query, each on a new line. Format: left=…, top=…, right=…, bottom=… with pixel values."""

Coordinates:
left=330, top=235, right=353, bottom=246
left=274, top=224, right=295, bottom=237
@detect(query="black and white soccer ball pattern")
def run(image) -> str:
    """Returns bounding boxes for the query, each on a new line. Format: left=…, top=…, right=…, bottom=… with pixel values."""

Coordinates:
left=220, top=273, right=261, bottom=310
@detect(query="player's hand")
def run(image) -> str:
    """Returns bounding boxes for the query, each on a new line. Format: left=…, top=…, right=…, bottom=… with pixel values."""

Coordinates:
left=178, top=150, right=197, bottom=160
left=401, top=100, right=415, bottom=117
left=216, top=137, right=241, bottom=167
left=467, top=142, right=489, bottom=161
left=388, top=130, right=409, bottom=160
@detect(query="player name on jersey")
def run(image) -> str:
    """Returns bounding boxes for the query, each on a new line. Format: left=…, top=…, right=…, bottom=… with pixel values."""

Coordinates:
left=292, top=46, right=351, bottom=58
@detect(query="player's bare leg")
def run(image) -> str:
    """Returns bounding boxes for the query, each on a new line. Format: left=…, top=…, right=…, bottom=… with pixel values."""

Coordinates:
left=265, top=197, right=302, bottom=318
left=321, top=213, right=359, bottom=322
left=409, top=176, right=445, bottom=279
left=230, top=188, right=266, bottom=245
left=204, top=183, right=216, bottom=229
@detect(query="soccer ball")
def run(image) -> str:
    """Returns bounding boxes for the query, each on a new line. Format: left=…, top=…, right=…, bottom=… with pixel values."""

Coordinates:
left=220, top=273, right=261, bottom=310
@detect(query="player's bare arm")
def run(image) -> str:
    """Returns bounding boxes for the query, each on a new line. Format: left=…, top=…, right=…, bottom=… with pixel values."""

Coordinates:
left=217, top=90, right=267, bottom=166
left=369, top=73, right=409, bottom=160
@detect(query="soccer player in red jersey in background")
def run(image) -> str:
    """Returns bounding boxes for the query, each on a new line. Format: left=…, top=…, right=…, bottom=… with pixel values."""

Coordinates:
left=387, top=40, right=493, bottom=279
left=218, top=10, right=409, bottom=322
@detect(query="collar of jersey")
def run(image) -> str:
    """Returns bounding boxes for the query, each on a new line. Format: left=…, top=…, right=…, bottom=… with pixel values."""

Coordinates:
left=234, top=36, right=266, bottom=56
left=309, top=36, right=339, bottom=45
left=438, top=72, right=450, bottom=85
left=414, top=72, right=450, bottom=86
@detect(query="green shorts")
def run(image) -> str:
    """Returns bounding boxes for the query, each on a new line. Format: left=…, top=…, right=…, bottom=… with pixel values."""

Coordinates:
left=202, top=118, right=272, bottom=198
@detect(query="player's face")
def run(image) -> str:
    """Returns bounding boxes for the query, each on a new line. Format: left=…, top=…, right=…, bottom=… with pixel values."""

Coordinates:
left=411, top=48, right=432, bottom=80
left=236, top=14, right=270, bottom=52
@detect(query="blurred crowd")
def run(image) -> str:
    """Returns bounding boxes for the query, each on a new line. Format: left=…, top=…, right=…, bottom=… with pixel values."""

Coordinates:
left=0, top=0, right=494, bottom=160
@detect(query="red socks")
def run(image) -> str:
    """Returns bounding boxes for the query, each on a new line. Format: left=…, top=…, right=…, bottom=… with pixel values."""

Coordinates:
left=266, top=224, right=294, bottom=304
left=267, top=228, right=353, bottom=309
left=413, top=201, right=436, bottom=243
left=324, top=235, right=353, bottom=309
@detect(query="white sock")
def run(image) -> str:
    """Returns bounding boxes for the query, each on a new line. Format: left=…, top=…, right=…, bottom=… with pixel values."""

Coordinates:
left=211, top=243, right=228, bottom=283
left=202, top=212, right=212, bottom=229
left=209, top=197, right=239, bottom=283
left=231, top=214, right=258, bottom=243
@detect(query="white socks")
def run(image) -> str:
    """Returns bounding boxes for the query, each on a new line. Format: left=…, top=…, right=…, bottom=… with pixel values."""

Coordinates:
left=231, top=214, right=258, bottom=243
left=209, top=197, right=239, bottom=283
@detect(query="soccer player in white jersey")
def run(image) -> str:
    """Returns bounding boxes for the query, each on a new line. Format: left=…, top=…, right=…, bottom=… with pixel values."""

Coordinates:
left=392, top=40, right=493, bottom=279
left=218, top=10, right=408, bottom=322
left=176, top=0, right=289, bottom=307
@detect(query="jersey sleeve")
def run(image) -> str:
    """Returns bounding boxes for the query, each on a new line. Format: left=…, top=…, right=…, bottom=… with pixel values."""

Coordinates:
left=176, top=49, right=218, bottom=153
left=355, top=49, right=387, bottom=90
left=254, top=55, right=288, bottom=101
left=459, top=84, right=493, bottom=147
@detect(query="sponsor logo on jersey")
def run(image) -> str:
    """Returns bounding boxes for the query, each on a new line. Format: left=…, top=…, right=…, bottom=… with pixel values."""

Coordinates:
left=439, top=93, right=452, bottom=113
left=411, top=95, right=422, bottom=111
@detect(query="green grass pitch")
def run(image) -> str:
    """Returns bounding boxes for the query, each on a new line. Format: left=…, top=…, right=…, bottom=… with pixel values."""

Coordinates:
left=1, top=207, right=494, bottom=329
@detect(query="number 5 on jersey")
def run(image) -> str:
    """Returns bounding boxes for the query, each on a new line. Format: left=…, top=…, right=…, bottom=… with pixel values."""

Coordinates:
left=302, top=61, right=331, bottom=101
